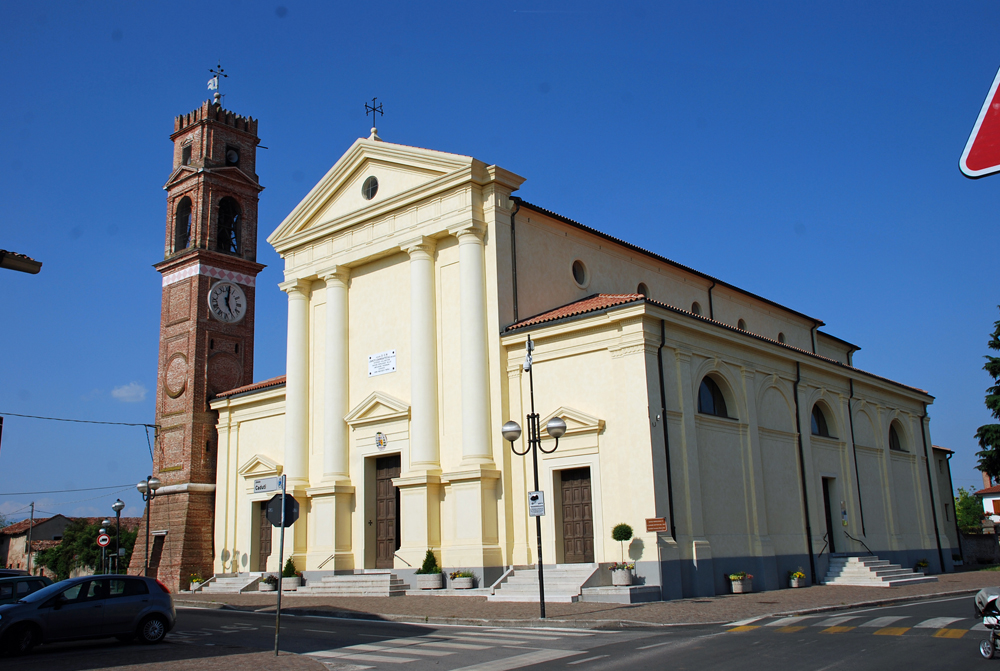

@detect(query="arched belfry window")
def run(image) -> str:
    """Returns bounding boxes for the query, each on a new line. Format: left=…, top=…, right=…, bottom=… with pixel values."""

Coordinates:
left=698, top=376, right=730, bottom=418
left=174, top=197, right=192, bottom=252
left=811, top=404, right=832, bottom=437
left=217, top=197, right=241, bottom=255
left=889, top=422, right=905, bottom=451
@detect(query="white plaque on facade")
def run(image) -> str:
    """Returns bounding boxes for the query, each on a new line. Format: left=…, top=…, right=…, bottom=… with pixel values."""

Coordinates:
left=528, top=491, right=545, bottom=517
left=254, top=476, right=280, bottom=493
left=368, top=349, right=397, bottom=377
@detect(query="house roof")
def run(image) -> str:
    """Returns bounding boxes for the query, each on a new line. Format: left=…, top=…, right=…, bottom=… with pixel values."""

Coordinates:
left=977, top=485, right=1000, bottom=496
left=215, top=375, right=286, bottom=399
left=504, top=293, right=930, bottom=397
left=0, top=515, right=143, bottom=536
left=0, top=517, right=54, bottom=536
left=932, top=445, right=954, bottom=454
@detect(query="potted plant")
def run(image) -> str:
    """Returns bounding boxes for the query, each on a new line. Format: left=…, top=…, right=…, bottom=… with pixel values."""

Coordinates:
left=788, top=569, right=806, bottom=588
left=915, top=558, right=929, bottom=571
left=729, top=571, right=753, bottom=593
left=608, top=562, right=635, bottom=586
left=449, top=570, right=475, bottom=589
left=259, top=574, right=278, bottom=592
left=189, top=573, right=203, bottom=590
left=414, top=549, right=443, bottom=589
left=281, top=558, right=301, bottom=591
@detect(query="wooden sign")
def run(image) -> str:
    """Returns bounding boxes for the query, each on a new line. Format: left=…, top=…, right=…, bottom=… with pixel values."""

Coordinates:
left=645, top=517, right=667, bottom=533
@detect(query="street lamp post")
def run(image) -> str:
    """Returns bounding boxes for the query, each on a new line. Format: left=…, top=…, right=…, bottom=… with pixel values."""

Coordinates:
left=112, top=499, right=125, bottom=575
left=136, top=476, right=162, bottom=577
left=501, top=335, right=567, bottom=619
left=100, top=520, right=110, bottom=574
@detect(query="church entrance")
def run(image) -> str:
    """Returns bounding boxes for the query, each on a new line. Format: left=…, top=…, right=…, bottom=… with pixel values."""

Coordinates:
left=560, top=468, right=595, bottom=563
left=375, top=455, right=401, bottom=569
left=257, top=501, right=272, bottom=572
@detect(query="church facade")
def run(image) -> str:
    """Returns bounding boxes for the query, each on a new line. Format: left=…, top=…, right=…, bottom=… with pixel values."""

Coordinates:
left=207, top=128, right=955, bottom=597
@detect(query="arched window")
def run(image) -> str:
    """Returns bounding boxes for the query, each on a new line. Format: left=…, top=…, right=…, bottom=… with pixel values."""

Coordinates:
left=778, top=332, right=786, bottom=344
left=889, top=422, right=905, bottom=451
left=698, top=377, right=729, bottom=418
left=174, top=197, right=192, bottom=252
left=691, top=302, right=702, bottom=316
left=738, top=318, right=747, bottom=331
left=811, top=405, right=831, bottom=437
left=637, top=283, right=649, bottom=297
left=217, top=197, right=241, bottom=255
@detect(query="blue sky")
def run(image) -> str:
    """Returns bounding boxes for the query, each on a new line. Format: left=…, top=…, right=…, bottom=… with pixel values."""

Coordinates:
left=2, top=1, right=999, bottom=522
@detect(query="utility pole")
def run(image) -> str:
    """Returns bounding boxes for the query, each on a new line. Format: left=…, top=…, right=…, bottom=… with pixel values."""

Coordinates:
left=25, top=503, right=34, bottom=575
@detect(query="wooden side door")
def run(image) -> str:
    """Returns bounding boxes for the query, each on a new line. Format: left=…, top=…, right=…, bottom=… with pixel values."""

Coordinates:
left=258, top=501, right=272, bottom=571
left=561, top=468, right=595, bottom=563
left=375, top=455, right=401, bottom=569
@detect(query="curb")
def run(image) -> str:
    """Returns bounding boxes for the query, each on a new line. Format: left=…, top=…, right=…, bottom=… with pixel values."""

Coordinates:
left=749, top=587, right=982, bottom=622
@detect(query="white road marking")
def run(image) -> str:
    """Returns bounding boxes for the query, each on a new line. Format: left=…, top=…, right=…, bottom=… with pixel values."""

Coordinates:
left=339, top=644, right=452, bottom=657
left=860, top=616, right=907, bottom=628
left=727, top=616, right=765, bottom=627
left=308, top=650, right=417, bottom=663
left=475, top=631, right=568, bottom=641
left=913, top=617, right=962, bottom=629
left=446, top=648, right=583, bottom=671
left=305, top=628, right=336, bottom=633
left=637, top=640, right=676, bottom=650
left=815, top=616, right=858, bottom=627
left=417, top=640, right=492, bottom=650
left=568, top=655, right=609, bottom=665
left=488, top=627, right=593, bottom=636
left=446, top=636, right=543, bottom=645
left=766, top=616, right=815, bottom=627
left=971, top=623, right=988, bottom=631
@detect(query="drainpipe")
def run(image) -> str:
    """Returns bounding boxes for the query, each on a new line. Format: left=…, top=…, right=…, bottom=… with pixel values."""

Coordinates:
left=945, top=451, right=964, bottom=565
left=811, top=325, right=818, bottom=354
left=509, top=197, right=521, bottom=324
left=794, top=362, right=817, bottom=585
left=848, top=379, right=866, bottom=536
left=657, top=320, right=676, bottom=540
left=708, top=281, right=715, bottom=320
left=920, top=404, right=945, bottom=572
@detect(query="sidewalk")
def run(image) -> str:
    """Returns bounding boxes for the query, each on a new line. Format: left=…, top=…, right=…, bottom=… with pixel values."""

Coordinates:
left=176, top=568, right=1000, bottom=628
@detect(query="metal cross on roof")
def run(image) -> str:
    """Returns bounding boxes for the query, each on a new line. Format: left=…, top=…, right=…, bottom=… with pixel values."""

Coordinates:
left=365, top=97, right=384, bottom=124
left=208, top=61, right=228, bottom=103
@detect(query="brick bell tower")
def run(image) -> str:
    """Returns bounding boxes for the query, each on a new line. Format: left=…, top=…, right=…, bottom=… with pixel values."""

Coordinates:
left=128, top=96, right=264, bottom=591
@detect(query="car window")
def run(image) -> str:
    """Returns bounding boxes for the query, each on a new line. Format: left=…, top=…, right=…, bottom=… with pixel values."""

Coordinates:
left=18, top=580, right=66, bottom=603
left=125, top=579, right=149, bottom=596
left=16, top=581, right=29, bottom=596
left=28, top=580, right=45, bottom=591
left=83, top=580, right=106, bottom=601
left=0, top=584, right=12, bottom=599
left=61, top=582, right=85, bottom=601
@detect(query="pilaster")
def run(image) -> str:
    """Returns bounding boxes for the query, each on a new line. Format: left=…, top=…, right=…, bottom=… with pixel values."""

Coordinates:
left=281, top=278, right=312, bottom=488
left=320, top=266, right=351, bottom=482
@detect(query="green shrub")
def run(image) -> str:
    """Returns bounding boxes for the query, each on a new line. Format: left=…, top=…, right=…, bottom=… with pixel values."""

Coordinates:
left=415, top=549, right=441, bottom=574
left=611, top=523, right=634, bottom=563
left=281, top=557, right=298, bottom=577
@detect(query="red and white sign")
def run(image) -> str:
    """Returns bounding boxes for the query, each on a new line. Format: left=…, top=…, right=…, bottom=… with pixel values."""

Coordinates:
left=96, top=534, right=111, bottom=548
left=961, top=65, right=1000, bottom=178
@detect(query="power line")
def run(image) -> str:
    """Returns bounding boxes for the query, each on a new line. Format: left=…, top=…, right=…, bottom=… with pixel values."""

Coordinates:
left=0, top=411, right=156, bottom=428
left=0, top=484, right=135, bottom=496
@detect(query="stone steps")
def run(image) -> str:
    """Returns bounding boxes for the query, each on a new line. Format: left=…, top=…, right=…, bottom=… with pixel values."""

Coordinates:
left=488, top=564, right=597, bottom=603
left=199, top=576, right=260, bottom=594
left=296, top=573, right=408, bottom=596
left=822, top=555, right=938, bottom=587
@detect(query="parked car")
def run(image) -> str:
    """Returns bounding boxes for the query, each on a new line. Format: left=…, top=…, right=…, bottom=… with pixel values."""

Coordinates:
left=0, top=575, right=175, bottom=656
left=0, top=576, right=53, bottom=605
left=0, top=570, right=28, bottom=578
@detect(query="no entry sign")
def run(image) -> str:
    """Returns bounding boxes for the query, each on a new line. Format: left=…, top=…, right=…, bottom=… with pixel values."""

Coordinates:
left=97, top=534, right=111, bottom=547
left=961, top=65, right=1000, bottom=178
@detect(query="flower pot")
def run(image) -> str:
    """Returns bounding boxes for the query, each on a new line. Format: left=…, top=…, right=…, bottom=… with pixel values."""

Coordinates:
left=281, top=576, right=301, bottom=591
left=789, top=577, right=806, bottom=588
left=259, top=582, right=277, bottom=592
left=416, top=573, right=444, bottom=589
left=731, top=578, right=752, bottom=594
left=611, top=569, right=633, bottom=586
left=451, top=577, right=474, bottom=589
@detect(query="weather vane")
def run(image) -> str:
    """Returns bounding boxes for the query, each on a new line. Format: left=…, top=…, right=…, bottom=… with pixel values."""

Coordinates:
left=365, top=97, right=384, bottom=131
left=208, top=61, right=228, bottom=104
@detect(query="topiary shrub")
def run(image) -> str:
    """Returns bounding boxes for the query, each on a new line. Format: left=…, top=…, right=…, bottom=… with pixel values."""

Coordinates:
left=611, top=523, right=634, bottom=563
left=415, top=549, right=441, bottom=574
left=282, top=557, right=298, bottom=578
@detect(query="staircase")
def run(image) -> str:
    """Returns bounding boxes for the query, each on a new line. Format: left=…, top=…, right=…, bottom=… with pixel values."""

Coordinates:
left=822, top=555, right=938, bottom=587
left=199, top=575, right=261, bottom=594
left=488, top=564, right=598, bottom=603
left=295, top=572, right=409, bottom=597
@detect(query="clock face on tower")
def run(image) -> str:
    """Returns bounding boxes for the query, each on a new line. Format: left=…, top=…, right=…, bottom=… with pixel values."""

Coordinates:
left=208, top=281, right=247, bottom=323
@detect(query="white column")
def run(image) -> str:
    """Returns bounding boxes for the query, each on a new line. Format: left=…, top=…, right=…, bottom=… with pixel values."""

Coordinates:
left=402, top=237, right=440, bottom=469
left=321, top=267, right=350, bottom=481
left=455, top=224, right=493, bottom=464
left=281, top=279, right=312, bottom=487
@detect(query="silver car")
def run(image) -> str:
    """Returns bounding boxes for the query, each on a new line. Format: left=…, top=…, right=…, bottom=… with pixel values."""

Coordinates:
left=0, top=575, right=175, bottom=656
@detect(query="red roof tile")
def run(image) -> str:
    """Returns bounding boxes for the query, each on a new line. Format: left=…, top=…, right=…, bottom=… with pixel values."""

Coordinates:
left=0, top=517, right=52, bottom=536
left=932, top=445, right=954, bottom=454
left=978, top=485, right=1000, bottom=496
left=506, top=294, right=645, bottom=330
left=215, top=375, right=286, bottom=399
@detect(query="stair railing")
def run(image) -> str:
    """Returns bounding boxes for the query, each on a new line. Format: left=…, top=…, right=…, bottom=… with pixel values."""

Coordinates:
left=489, top=565, right=515, bottom=595
left=393, top=553, right=412, bottom=567
left=317, top=553, right=337, bottom=570
left=843, top=531, right=874, bottom=556
left=816, top=532, right=829, bottom=560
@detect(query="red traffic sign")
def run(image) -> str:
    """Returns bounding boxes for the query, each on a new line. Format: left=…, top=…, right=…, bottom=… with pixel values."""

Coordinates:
left=97, top=534, right=111, bottom=547
left=961, top=65, right=1000, bottom=178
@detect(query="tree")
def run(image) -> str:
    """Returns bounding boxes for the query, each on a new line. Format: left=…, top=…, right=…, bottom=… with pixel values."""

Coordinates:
left=976, top=309, right=1000, bottom=479
left=956, top=487, right=986, bottom=535
left=34, top=519, right=137, bottom=580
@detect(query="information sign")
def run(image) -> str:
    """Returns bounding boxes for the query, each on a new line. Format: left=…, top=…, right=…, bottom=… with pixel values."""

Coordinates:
left=368, top=349, right=397, bottom=377
left=528, top=491, right=545, bottom=517
left=645, top=517, right=668, bottom=533
left=254, top=476, right=281, bottom=494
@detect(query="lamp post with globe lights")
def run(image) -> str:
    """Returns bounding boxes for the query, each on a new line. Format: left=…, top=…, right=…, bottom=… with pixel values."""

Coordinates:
left=136, top=476, right=161, bottom=577
left=112, top=499, right=125, bottom=574
left=100, top=520, right=110, bottom=574
left=501, top=334, right=567, bottom=619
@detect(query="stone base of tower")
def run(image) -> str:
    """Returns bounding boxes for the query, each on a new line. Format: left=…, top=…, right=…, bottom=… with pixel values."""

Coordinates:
left=126, top=488, right=216, bottom=593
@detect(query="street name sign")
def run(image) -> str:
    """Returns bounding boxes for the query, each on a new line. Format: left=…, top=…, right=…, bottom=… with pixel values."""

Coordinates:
left=266, top=493, right=299, bottom=527
left=254, top=476, right=281, bottom=494
left=961, top=65, right=1000, bottom=178
left=528, top=491, right=545, bottom=517
left=97, top=534, right=111, bottom=547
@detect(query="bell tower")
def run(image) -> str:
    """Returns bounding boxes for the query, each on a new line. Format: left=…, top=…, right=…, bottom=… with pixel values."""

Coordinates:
left=129, top=98, right=264, bottom=591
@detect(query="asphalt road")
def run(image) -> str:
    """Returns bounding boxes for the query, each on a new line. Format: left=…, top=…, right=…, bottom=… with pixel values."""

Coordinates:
left=2, top=594, right=990, bottom=670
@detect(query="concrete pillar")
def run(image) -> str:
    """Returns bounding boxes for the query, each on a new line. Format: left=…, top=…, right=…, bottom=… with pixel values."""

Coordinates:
left=455, top=224, right=492, bottom=465
left=320, top=267, right=350, bottom=482
left=402, top=237, right=440, bottom=469
left=281, top=279, right=312, bottom=487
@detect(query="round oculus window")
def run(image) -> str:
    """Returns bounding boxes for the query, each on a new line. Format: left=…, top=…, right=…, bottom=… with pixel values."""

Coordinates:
left=571, top=260, right=588, bottom=287
left=362, top=176, right=379, bottom=200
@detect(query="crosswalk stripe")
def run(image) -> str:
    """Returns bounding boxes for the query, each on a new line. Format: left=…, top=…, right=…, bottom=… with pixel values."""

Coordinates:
left=727, top=616, right=764, bottom=627
left=727, top=625, right=759, bottom=632
left=344, top=644, right=453, bottom=657
left=487, top=629, right=591, bottom=637
left=821, top=626, right=855, bottom=634
left=934, top=629, right=967, bottom=639
left=418, top=641, right=492, bottom=650
left=861, top=616, right=906, bottom=628
left=446, top=648, right=582, bottom=671
left=873, top=627, right=910, bottom=636
left=776, top=626, right=807, bottom=633
left=766, top=616, right=814, bottom=627
left=477, top=632, right=568, bottom=641
left=308, top=650, right=417, bottom=663
left=914, top=617, right=962, bottom=629
left=446, top=636, right=539, bottom=645
left=971, top=623, right=989, bottom=631
left=815, top=616, right=858, bottom=627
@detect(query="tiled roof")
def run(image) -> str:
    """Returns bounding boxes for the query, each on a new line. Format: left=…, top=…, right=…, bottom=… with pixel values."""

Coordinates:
left=932, top=445, right=954, bottom=454
left=30, top=540, right=61, bottom=551
left=0, top=516, right=143, bottom=536
left=0, top=517, right=52, bottom=536
left=504, top=293, right=930, bottom=397
left=978, top=485, right=1000, bottom=496
left=215, top=375, right=287, bottom=399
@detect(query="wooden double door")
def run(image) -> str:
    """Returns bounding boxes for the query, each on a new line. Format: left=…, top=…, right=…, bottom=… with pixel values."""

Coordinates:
left=375, top=455, right=401, bottom=569
left=560, top=468, right=595, bottom=563
left=257, top=501, right=272, bottom=571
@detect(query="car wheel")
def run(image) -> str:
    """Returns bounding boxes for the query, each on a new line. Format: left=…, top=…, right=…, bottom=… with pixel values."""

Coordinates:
left=137, top=616, right=167, bottom=644
left=2, top=624, right=37, bottom=656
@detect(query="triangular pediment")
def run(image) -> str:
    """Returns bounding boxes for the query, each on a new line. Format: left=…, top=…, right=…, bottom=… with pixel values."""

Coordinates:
left=541, top=406, right=605, bottom=436
left=268, top=138, right=482, bottom=249
left=164, top=165, right=261, bottom=191
left=237, top=454, right=283, bottom=478
left=345, top=391, right=410, bottom=428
